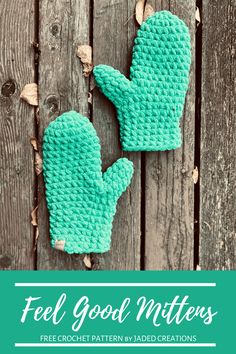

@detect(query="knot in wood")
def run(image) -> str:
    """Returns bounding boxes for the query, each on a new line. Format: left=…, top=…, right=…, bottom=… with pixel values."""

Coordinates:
left=0, top=255, right=12, bottom=268
left=50, top=23, right=61, bottom=37
left=45, top=95, right=59, bottom=114
left=1, top=79, right=16, bottom=97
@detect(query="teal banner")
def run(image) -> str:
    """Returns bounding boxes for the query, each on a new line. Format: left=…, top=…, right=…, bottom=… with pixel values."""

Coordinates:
left=0, top=271, right=235, bottom=353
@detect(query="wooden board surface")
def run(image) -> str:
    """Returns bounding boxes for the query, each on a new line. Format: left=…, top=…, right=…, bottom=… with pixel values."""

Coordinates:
left=92, top=0, right=141, bottom=270
left=0, top=0, right=235, bottom=270
left=144, top=0, right=196, bottom=269
left=200, top=0, right=236, bottom=269
left=0, top=0, right=36, bottom=269
left=37, top=0, right=90, bottom=269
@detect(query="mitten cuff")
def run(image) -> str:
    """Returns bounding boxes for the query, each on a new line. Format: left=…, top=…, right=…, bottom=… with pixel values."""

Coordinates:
left=121, top=122, right=182, bottom=151
left=51, top=229, right=112, bottom=254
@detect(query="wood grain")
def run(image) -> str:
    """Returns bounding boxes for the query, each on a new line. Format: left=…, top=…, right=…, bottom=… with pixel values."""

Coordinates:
left=92, top=0, right=141, bottom=270
left=37, top=0, right=90, bottom=269
left=1, top=0, right=235, bottom=270
left=144, top=0, right=196, bottom=270
left=200, top=0, right=236, bottom=269
left=0, top=0, right=35, bottom=269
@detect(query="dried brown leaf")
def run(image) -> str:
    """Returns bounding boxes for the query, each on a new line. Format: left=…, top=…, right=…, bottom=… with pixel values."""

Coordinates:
left=35, top=152, right=43, bottom=176
left=36, top=107, right=40, bottom=125
left=88, top=92, right=92, bottom=104
left=20, top=83, right=38, bottom=106
left=135, top=0, right=145, bottom=25
left=195, top=7, right=201, bottom=23
left=34, top=227, right=39, bottom=251
left=192, top=166, right=199, bottom=184
left=54, top=240, right=65, bottom=251
left=31, top=205, right=38, bottom=226
left=83, top=254, right=92, bottom=269
left=143, top=3, right=155, bottom=22
left=76, top=45, right=93, bottom=77
left=90, top=75, right=96, bottom=91
left=30, top=137, right=38, bottom=151
left=30, top=137, right=42, bottom=175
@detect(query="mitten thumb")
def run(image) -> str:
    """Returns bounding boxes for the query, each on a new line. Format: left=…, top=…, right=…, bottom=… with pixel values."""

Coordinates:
left=103, top=158, right=134, bottom=200
left=94, top=65, right=131, bottom=106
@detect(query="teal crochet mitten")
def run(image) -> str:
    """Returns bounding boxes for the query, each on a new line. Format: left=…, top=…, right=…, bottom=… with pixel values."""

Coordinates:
left=93, top=11, right=191, bottom=151
left=43, top=111, right=134, bottom=254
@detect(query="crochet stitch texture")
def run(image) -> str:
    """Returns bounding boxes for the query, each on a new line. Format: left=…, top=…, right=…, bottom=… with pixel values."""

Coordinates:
left=43, top=111, right=134, bottom=254
left=94, top=11, right=191, bottom=151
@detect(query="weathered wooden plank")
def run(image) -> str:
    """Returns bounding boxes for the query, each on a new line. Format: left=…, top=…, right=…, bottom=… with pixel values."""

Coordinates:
left=92, top=0, right=141, bottom=270
left=37, top=0, right=90, bottom=269
left=144, top=0, right=195, bottom=269
left=0, top=0, right=35, bottom=269
left=200, top=0, right=236, bottom=269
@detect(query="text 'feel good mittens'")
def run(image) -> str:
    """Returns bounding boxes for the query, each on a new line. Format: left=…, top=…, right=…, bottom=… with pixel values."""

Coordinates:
left=43, top=111, right=134, bottom=254
left=94, top=11, right=191, bottom=151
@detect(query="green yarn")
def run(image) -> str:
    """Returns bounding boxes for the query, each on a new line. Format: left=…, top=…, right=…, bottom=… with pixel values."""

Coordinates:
left=93, top=11, right=191, bottom=151
left=43, top=111, right=134, bottom=254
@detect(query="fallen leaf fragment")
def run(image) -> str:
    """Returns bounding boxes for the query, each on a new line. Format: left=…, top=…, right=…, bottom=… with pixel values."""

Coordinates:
left=83, top=254, right=92, bottom=269
left=143, top=3, right=155, bottom=22
left=20, top=83, right=38, bottom=106
left=34, top=227, right=39, bottom=251
left=88, top=92, right=92, bottom=104
left=195, top=7, right=201, bottom=23
left=135, top=0, right=145, bottom=25
left=76, top=45, right=93, bottom=77
left=192, top=166, right=199, bottom=184
left=90, top=75, right=96, bottom=91
left=30, top=137, right=43, bottom=175
left=31, top=205, right=38, bottom=226
left=30, top=137, right=38, bottom=151
left=54, top=240, right=65, bottom=252
left=35, top=152, right=43, bottom=175
left=36, top=107, right=40, bottom=125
